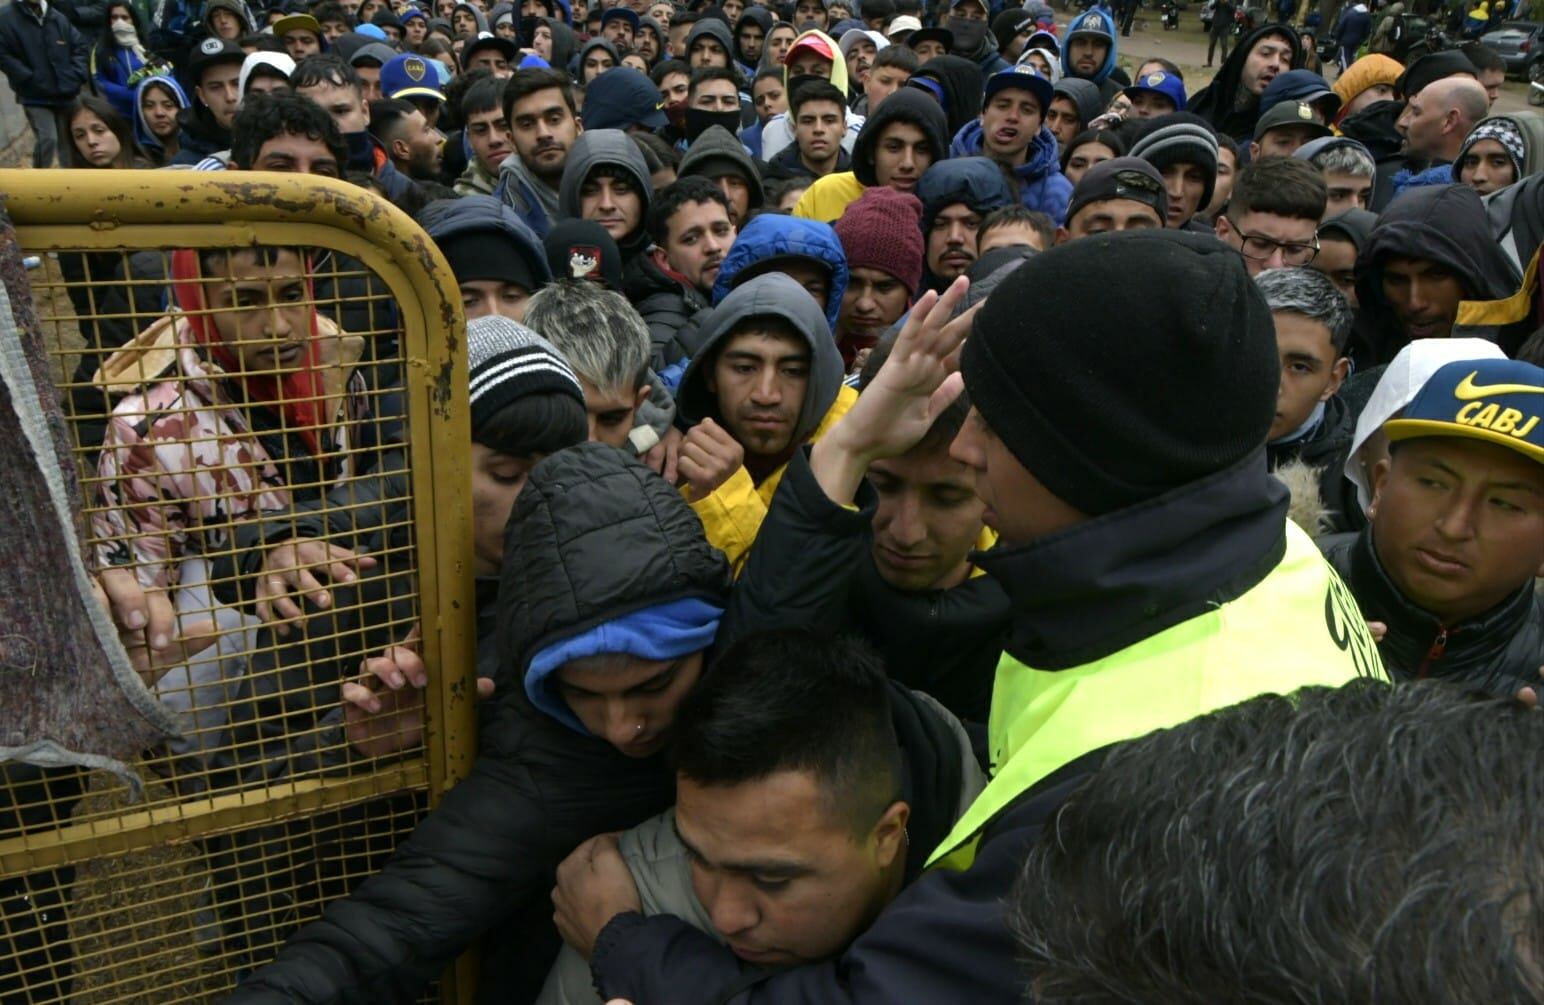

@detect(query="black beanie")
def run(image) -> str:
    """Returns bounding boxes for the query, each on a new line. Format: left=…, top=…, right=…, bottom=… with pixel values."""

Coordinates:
left=959, top=230, right=1278, bottom=516
left=441, top=230, right=540, bottom=291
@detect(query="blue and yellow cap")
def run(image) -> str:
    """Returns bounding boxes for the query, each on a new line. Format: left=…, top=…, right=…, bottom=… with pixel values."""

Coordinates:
left=1384, top=358, right=1544, bottom=465
left=380, top=53, right=444, bottom=102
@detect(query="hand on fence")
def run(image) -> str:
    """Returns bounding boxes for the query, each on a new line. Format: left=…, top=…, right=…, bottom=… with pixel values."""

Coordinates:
left=93, top=567, right=218, bottom=688
left=341, top=624, right=494, bottom=757
left=553, top=832, right=641, bottom=960
left=678, top=418, right=745, bottom=502
left=255, top=539, right=379, bottom=633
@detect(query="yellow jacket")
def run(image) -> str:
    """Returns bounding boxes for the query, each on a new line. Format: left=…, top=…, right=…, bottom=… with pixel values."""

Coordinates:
left=792, top=172, right=867, bottom=223
left=688, top=384, right=859, bottom=571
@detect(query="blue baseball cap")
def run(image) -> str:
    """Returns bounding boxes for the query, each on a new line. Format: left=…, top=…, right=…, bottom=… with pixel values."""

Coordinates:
left=1123, top=70, right=1187, bottom=112
left=380, top=52, right=444, bottom=102
left=580, top=66, right=668, bottom=131
left=400, top=6, right=427, bottom=22
left=1385, top=359, right=1544, bottom=465
left=983, top=64, right=1053, bottom=115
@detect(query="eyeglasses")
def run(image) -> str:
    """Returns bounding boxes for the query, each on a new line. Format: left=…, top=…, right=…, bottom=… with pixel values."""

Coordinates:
left=1224, top=216, right=1319, bottom=265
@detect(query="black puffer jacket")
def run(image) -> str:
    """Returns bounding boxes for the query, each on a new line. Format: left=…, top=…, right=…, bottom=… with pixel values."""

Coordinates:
left=225, top=444, right=732, bottom=1005
left=1321, top=529, right=1543, bottom=697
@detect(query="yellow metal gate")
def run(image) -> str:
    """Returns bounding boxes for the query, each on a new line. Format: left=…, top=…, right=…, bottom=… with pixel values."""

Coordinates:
left=0, top=170, right=478, bottom=1003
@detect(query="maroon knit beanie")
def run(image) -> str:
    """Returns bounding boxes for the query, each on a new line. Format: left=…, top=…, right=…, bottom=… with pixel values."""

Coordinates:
left=833, top=187, right=925, bottom=296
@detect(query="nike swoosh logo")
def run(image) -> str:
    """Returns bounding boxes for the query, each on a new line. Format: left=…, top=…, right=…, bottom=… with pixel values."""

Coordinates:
left=1453, top=371, right=1544, bottom=400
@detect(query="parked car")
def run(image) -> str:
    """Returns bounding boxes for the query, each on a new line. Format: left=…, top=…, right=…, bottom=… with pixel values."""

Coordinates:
left=1481, top=20, right=1542, bottom=77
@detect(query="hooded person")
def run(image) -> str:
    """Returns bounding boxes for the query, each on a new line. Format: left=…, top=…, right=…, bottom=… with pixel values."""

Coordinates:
left=132, top=73, right=190, bottom=165
left=1060, top=7, right=1121, bottom=103
left=677, top=124, right=767, bottom=225
left=91, top=2, right=168, bottom=121
left=450, top=0, right=490, bottom=35
left=792, top=86, right=949, bottom=222
left=684, top=17, right=743, bottom=74
left=906, top=53, right=984, bottom=138
left=1454, top=113, right=1544, bottom=198
left=941, top=0, right=1009, bottom=76
left=914, top=155, right=1018, bottom=291
left=708, top=213, right=850, bottom=336
left=758, top=29, right=865, bottom=161
left=1351, top=184, right=1520, bottom=366
left=733, top=5, right=775, bottom=67
left=1049, top=76, right=1104, bottom=146
left=1188, top=23, right=1304, bottom=143
left=674, top=273, right=856, bottom=568
left=225, top=440, right=734, bottom=1005
left=949, top=65, right=1072, bottom=224
left=558, top=128, right=655, bottom=260
left=1017, top=45, right=1062, bottom=84
left=577, top=36, right=621, bottom=80
left=201, top=0, right=255, bottom=40
left=421, top=194, right=553, bottom=322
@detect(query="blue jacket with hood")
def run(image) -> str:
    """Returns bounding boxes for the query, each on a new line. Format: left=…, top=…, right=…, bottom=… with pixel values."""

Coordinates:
left=1064, top=9, right=1118, bottom=85
left=132, top=73, right=188, bottom=159
left=948, top=120, right=1072, bottom=224
left=710, top=214, right=849, bottom=335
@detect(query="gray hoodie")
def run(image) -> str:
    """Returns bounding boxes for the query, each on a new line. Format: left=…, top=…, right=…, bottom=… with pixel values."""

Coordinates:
left=451, top=1, right=489, bottom=33
left=677, top=125, right=764, bottom=211
left=557, top=128, right=655, bottom=252
left=677, top=273, right=843, bottom=450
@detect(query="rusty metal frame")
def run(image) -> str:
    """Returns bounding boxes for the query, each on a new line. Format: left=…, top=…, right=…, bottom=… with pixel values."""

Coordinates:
left=0, top=169, right=480, bottom=1001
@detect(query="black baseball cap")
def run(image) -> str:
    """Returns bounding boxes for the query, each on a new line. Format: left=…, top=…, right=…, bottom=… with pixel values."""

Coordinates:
left=1066, top=156, right=1168, bottom=224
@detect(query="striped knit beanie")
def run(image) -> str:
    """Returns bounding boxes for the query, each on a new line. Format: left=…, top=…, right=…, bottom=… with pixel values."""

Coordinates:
left=1129, top=112, right=1220, bottom=214
left=467, top=315, right=585, bottom=433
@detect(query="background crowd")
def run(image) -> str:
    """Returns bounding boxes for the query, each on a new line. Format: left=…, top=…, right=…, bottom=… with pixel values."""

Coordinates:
left=1, top=0, right=1542, bottom=1000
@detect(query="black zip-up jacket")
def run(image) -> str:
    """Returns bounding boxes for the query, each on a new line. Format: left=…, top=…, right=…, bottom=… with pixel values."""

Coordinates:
left=1321, top=528, right=1543, bottom=697
left=1267, top=394, right=1362, bottom=534
left=225, top=444, right=733, bottom=1005
left=0, top=0, right=88, bottom=104
left=720, top=448, right=1007, bottom=731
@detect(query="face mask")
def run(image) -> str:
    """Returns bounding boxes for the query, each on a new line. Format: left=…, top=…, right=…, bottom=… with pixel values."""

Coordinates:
left=685, top=106, right=740, bottom=142
left=946, top=15, right=988, bottom=53
left=112, top=21, right=141, bottom=46
left=665, top=99, right=688, bottom=131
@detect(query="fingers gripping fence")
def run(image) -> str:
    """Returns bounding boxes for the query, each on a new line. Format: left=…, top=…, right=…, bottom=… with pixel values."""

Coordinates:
left=0, top=171, right=478, bottom=1004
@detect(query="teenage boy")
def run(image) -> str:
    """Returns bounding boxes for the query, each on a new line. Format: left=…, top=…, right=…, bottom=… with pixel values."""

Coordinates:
left=422, top=194, right=552, bottom=323
left=455, top=75, right=513, bottom=195
left=1256, top=267, right=1359, bottom=528
left=173, top=38, right=246, bottom=165
left=1130, top=113, right=1220, bottom=232
left=1294, top=135, right=1377, bottom=218
left=1214, top=157, right=1326, bottom=277
left=292, top=55, right=421, bottom=210
left=544, top=629, right=987, bottom=1002
left=793, top=87, right=946, bottom=222
left=1055, top=156, right=1167, bottom=242
left=674, top=273, right=857, bottom=568
left=832, top=187, right=925, bottom=371
left=569, top=230, right=1374, bottom=1003
left=1250, top=100, right=1333, bottom=161
left=1320, top=358, right=1544, bottom=695
left=949, top=65, right=1070, bottom=224
left=773, top=80, right=852, bottom=178
left=1121, top=69, right=1187, bottom=119
left=497, top=68, right=584, bottom=237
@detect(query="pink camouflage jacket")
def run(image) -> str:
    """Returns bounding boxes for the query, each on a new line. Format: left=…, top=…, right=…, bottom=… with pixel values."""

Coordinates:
left=91, top=311, right=374, bottom=591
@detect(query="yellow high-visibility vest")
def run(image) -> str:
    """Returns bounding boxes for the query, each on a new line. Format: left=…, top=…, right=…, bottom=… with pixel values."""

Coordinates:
left=929, top=522, right=1384, bottom=871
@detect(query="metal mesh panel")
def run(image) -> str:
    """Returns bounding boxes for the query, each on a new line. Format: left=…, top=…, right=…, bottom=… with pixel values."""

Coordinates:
left=0, top=172, right=476, bottom=1004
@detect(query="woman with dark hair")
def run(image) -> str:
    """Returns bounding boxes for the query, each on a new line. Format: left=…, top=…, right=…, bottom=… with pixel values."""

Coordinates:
left=133, top=75, right=188, bottom=166
left=1059, top=128, right=1125, bottom=185
left=67, top=93, right=147, bottom=169
left=90, top=1, right=169, bottom=122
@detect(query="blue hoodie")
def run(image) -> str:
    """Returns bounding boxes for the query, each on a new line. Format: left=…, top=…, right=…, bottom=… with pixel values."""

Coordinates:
left=948, top=120, right=1073, bottom=224
left=132, top=74, right=189, bottom=159
left=712, top=215, right=849, bottom=335
left=1064, top=9, right=1118, bottom=85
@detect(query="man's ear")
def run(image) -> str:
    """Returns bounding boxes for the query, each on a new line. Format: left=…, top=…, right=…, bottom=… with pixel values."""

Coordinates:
left=649, top=245, right=671, bottom=272
left=391, top=135, right=410, bottom=162
left=870, top=800, right=910, bottom=871
left=1248, top=140, right=1261, bottom=162
left=1367, top=455, right=1393, bottom=519
left=1324, top=357, right=1351, bottom=400
left=1213, top=213, right=1231, bottom=240
left=634, top=383, right=651, bottom=411
left=1054, top=226, right=1069, bottom=245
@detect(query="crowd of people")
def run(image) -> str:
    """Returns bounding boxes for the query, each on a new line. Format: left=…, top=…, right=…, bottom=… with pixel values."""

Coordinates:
left=0, top=0, right=1543, bottom=1000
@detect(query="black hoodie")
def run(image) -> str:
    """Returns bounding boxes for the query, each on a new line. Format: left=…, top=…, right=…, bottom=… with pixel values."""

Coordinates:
left=1187, top=23, right=1303, bottom=142
left=225, top=444, right=733, bottom=1005
left=909, top=54, right=984, bottom=137
left=732, top=5, right=773, bottom=66
left=1351, top=184, right=1521, bottom=366
left=852, top=87, right=949, bottom=187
